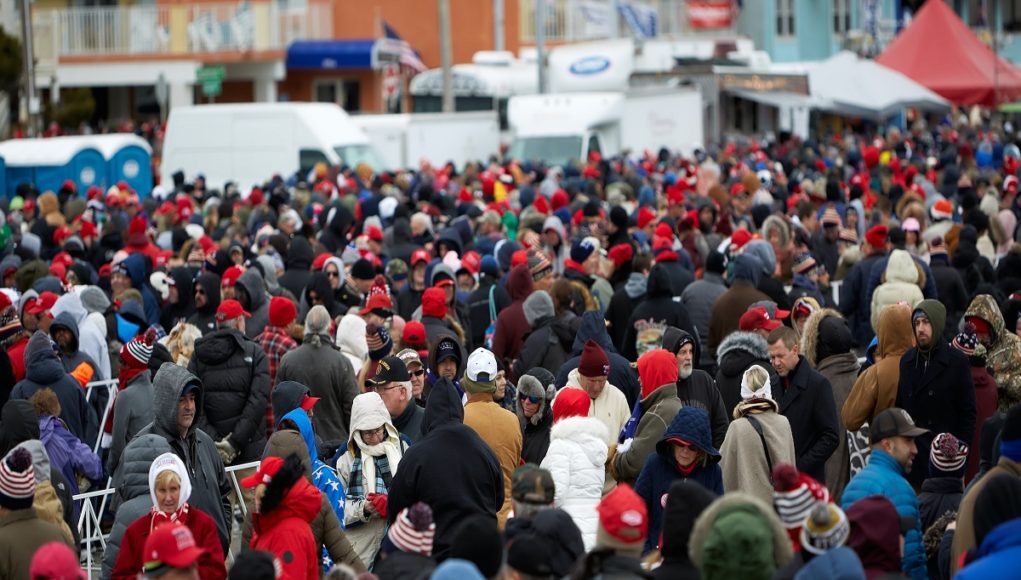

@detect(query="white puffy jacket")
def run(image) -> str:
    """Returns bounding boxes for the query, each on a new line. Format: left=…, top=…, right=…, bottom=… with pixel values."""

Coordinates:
left=540, top=416, right=608, bottom=551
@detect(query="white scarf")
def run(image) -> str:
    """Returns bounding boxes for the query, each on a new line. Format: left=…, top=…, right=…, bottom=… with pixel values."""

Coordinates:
left=354, top=425, right=404, bottom=490
left=740, top=365, right=773, bottom=402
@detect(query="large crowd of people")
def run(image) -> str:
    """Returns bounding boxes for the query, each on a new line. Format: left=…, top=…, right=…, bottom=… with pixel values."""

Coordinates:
left=1, top=123, right=1021, bottom=579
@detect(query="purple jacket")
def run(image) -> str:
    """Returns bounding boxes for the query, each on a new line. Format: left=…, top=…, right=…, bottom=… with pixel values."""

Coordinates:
left=39, top=415, right=104, bottom=495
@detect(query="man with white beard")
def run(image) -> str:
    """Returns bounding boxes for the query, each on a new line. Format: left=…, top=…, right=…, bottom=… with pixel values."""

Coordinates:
left=663, top=327, right=729, bottom=448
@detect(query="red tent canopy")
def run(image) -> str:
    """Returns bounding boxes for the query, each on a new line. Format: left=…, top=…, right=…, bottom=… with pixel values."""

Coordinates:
left=876, top=0, right=1021, bottom=106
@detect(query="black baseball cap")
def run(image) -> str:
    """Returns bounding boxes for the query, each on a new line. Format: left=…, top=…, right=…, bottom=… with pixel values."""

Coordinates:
left=870, top=408, right=929, bottom=444
left=368, top=356, right=410, bottom=386
left=511, top=463, right=555, bottom=505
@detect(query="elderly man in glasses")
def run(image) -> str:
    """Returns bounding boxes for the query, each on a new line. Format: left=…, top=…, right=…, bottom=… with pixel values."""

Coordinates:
left=374, top=352, right=425, bottom=443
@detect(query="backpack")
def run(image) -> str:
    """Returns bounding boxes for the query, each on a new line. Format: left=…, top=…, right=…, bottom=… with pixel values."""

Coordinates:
left=483, top=285, right=497, bottom=350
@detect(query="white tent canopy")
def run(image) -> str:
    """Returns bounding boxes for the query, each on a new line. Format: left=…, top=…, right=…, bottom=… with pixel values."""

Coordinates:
left=808, top=51, right=950, bottom=121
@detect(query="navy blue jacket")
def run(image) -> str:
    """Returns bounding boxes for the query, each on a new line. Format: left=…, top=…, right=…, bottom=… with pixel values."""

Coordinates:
left=555, top=311, right=641, bottom=407
left=634, top=406, right=722, bottom=553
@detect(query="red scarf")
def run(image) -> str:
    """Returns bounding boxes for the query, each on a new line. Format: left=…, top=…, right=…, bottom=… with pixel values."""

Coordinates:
left=119, top=365, right=146, bottom=392
left=675, top=460, right=698, bottom=477
left=149, top=503, right=189, bottom=533
left=564, top=259, right=587, bottom=275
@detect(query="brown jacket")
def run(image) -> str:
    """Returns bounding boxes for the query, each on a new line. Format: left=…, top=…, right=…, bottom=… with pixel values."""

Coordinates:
left=464, top=395, right=523, bottom=528
left=708, top=281, right=770, bottom=357
left=842, top=304, right=914, bottom=430
left=950, top=457, right=1021, bottom=574
left=0, top=508, right=74, bottom=579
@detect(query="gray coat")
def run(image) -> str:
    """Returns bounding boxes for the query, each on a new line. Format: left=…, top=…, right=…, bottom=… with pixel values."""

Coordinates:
left=135, top=363, right=232, bottom=552
left=106, top=372, right=155, bottom=476
left=101, top=434, right=173, bottom=580
left=276, top=340, right=358, bottom=451
left=680, top=274, right=728, bottom=368
left=236, top=269, right=269, bottom=339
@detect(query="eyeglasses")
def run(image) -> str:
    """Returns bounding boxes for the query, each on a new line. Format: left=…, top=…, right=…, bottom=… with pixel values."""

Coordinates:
left=411, top=369, right=426, bottom=377
left=361, top=426, right=385, bottom=439
left=518, top=393, right=541, bottom=404
left=372, top=383, right=401, bottom=392
left=326, top=271, right=340, bottom=278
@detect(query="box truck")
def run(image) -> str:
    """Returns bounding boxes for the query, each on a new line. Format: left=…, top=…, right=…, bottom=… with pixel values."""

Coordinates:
left=507, top=87, right=704, bottom=167
left=160, top=102, right=385, bottom=189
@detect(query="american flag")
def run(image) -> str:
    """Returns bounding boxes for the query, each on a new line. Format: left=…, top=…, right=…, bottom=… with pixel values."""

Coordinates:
left=383, top=20, right=427, bottom=74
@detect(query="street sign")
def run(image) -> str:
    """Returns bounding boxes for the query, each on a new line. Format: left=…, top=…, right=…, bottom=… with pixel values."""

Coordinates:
left=197, top=65, right=226, bottom=98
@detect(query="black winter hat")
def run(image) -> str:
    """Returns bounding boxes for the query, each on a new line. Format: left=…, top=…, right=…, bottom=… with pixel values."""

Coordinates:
left=351, top=258, right=375, bottom=281
left=450, top=515, right=504, bottom=578
left=661, top=480, right=716, bottom=559
left=507, top=533, right=553, bottom=576
left=973, top=473, right=1021, bottom=547
left=609, top=205, right=628, bottom=230
left=815, top=315, right=853, bottom=363
left=227, top=550, right=278, bottom=580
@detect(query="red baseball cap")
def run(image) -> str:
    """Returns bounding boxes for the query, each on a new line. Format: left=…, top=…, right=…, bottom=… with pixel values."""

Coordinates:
left=29, top=541, right=87, bottom=580
left=142, top=521, right=206, bottom=575
left=312, top=252, right=333, bottom=271
left=26, top=291, right=58, bottom=315
left=300, top=393, right=320, bottom=412
left=215, top=299, right=251, bottom=323
left=460, top=251, right=481, bottom=275
left=221, top=266, right=244, bottom=288
left=410, top=249, right=431, bottom=267
left=739, top=307, right=782, bottom=332
left=402, top=321, right=427, bottom=346
left=359, top=293, right=394, bottom=317
left=241, top=456, right=285, bottom=488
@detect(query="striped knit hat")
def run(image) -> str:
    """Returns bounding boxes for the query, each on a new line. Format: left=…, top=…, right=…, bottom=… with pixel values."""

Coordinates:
left=929, top=432, right=969, bottom=476
left=0, top=447, right=36, bottom=510
left=386, top=502, right=435, bottom=556
left=951, top=323, right=984, bottom=358
left=121, top=327, right=157, bottom=369
left=772, top=464, right=830, bottom=532
left=799, top=502, right=850, bottom=555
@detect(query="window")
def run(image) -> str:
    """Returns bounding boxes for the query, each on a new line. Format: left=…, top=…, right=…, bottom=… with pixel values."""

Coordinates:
left=312, top=79, right=361, bottom=112
left=299, top=149, right=330, bottom=177
left=833, top=0, right=852, bottom=34
left=587, top=134, right=602, bottom=158
left=776, top=0, right=796, bottom=38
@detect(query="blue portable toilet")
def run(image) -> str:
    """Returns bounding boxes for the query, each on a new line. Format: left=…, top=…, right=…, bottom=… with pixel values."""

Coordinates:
left=0, top=136, right=107, bottom=195
left=0, top=154, right=6, bottom=198
left=94, top=134, right=153, bottom=196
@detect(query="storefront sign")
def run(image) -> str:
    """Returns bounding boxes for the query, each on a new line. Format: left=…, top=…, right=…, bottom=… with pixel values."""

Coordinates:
left=687, top=0, right=734, bottom=30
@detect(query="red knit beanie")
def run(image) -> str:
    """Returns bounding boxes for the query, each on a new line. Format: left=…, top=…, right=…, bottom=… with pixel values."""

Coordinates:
left=422, top=287, right=447, bottom=319
left=268, top=296, right=297, bottom=328
left=552, top=387, right=591, bottom=422
left=578, top=339, right=609, bottom=378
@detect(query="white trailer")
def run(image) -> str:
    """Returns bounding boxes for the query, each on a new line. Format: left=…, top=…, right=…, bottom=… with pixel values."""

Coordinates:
left=507, top=87, right=703, bottom=167
left=352, top=111, right=500, bottom=170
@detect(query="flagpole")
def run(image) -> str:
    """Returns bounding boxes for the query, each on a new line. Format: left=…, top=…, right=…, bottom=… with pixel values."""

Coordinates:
left=494, top=0, right=505, bottom=51
left=536, top=0, right=547, bottom=94
left=439, top=0, right=455, bottom=112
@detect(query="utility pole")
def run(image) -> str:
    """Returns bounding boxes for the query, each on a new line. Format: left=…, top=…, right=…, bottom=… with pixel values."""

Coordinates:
left=535, top=0, right=546, bottom=94
left=20, top=0, right=37, bottom=136
left=439, top=0, right=454, bottom=113
left=493, top=0, right=505, bottom=51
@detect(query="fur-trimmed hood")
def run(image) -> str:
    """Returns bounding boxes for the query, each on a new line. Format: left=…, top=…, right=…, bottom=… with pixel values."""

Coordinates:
left=716, top=331, right=769, bottom=366
left=688, top=492, right=793, bottom=572
left=800, top=307, right=845, bottom=366
left=515, top=373, right=556, bottom=426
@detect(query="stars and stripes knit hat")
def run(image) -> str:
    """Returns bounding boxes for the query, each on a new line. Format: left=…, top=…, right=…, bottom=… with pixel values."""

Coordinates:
left=929, top=432, right=969, bottom=477
left=0, top=447, right=36, bottom=510
left=386, top=502, right=436, bottom=556
left=772, top=463, right=830, bottom=531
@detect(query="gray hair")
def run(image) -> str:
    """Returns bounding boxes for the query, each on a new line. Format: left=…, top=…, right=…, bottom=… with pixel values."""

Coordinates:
left=395, top=380, right=413, bottom=399
left=303, top=305, right=332, bottom=346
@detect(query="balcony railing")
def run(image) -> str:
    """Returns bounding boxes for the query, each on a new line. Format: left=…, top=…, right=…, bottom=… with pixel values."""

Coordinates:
left=32, top=1, right=333, bottom=62
left=519, top=0, right=690, bottom=42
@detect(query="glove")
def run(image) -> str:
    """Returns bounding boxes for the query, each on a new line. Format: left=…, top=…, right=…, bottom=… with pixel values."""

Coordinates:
left=215, top=435, right=238, bottom=465
left=617, top=437, right=634, bottom=455
left=367, top=493, right=388, bottom=519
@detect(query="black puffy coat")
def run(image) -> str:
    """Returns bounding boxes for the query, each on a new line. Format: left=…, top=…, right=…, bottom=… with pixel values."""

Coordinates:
left=188, top=329, right=269, bottom=463
left=467, top=275, right=511, bottom=351
left=512, top=316, right=574, bottom=381
left=278, top=236, right=314, bottom=300
left=386, top=379, right=503, bottom=561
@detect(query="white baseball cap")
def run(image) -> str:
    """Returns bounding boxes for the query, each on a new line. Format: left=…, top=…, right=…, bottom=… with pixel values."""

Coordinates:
left=466, top=347, right=498, bottom=382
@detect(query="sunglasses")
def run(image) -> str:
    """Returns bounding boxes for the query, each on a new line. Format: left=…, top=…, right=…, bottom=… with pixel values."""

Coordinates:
left=326, top=271, right=340, bottom=278
left=411, top=369, right=426, bottom=377
left=518, top=393, right=541, bottom=404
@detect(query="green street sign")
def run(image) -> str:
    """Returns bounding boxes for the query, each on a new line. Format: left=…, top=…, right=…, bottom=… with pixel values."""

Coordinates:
left=201, top=79, right=222, bottom=97
left=196, top=65, right=226, bottom=83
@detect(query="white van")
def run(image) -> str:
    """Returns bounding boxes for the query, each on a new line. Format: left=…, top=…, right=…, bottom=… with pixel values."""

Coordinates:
left=160, top=102, right=386, bottom=189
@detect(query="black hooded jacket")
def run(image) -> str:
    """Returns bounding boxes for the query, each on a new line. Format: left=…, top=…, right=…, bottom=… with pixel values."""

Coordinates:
left=467, top=274, right=511, bottom=351
left=11, top=331, right=97, bottom=444
left=387, top=219, right=421, bottom=267
left=303, top=271, right=343, bottom=319
left=662, top=327, right=728, bottom=448
left=621, top=264, right=696, bottom=362
left=161, top=266, right=196, bottom=330
left=653, top=481, right=717, bottom=580
left=188, top=329, right=270, bottom=463
left=386, top=379, right=503, bottom=561
left=318, top=203, right=354, bottom=253
left=278, top=236, right=314, bottom=300
left=555, top=311, right=642, bottom=408
left=187, top=271, right=222, bottom=336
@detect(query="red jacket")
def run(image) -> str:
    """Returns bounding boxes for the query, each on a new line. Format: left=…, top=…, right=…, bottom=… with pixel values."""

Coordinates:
left=490, top=265, right=533, bottom=369
left=251, top=478, right=322, bottom=580
left=112, top=506, right=225, bottom=580
left=967, top=364, right=999, bottom=483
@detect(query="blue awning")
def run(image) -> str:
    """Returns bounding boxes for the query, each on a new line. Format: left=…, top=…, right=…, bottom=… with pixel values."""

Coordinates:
left=287, top=40, right=379, bottom=70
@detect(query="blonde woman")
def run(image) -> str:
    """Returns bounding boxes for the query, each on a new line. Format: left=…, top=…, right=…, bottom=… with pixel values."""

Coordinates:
left=335, top=392, right=410, bottom=566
